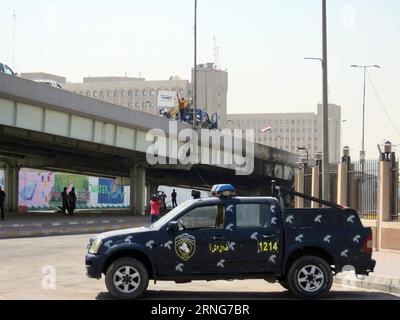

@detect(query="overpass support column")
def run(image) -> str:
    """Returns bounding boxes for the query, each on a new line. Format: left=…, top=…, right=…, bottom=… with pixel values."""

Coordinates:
left=130, top=167, right=146, bottom=216
left=5, top=163, right=20, bottom=213
left=337, top=146, right=351, bottom=207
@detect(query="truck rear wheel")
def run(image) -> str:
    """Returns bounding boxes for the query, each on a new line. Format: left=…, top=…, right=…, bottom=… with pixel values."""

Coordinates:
left=287, top=255, right=333, bottom=300
left=105, top=258, right=149, bottom=300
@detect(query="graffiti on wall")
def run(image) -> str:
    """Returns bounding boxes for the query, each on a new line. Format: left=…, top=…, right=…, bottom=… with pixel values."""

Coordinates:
left=15, top=169, right=130, bottom=211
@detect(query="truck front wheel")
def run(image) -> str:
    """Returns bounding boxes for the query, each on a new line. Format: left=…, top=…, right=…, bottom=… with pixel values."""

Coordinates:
left=105, top=258, right=149, bottom=300
left=287, top=255, right=333, bottom=300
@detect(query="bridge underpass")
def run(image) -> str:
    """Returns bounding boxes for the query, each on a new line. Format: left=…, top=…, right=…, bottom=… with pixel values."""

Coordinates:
left=0, top=73, right=299, bottom=215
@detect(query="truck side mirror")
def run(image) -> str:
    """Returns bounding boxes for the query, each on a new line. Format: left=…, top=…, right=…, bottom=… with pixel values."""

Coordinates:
left=167, top=221, right=179, bottom=233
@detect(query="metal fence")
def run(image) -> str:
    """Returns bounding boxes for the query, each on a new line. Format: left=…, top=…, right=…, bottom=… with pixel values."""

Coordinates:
left=301, top=158, right=400, bottom=221
left=350, top=159, right=379, bottom=220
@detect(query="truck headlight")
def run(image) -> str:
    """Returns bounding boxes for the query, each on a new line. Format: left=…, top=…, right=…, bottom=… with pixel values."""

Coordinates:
left=88, top=238, right=103, bottom=255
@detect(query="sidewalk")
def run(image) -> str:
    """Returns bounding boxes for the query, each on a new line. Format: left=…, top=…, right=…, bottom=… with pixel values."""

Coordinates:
left=0, top=210, right=149, bottom=239
left=335, top=250, right=400, bottom=295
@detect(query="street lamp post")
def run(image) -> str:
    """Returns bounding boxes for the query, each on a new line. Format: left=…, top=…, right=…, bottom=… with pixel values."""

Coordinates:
left=303, top=0, right=330, bottom=202
left=350, top=64, right=381, bottom=164
left=321, top=0, right=329, bottom=203
left=193, top=0, right=198, bottom=130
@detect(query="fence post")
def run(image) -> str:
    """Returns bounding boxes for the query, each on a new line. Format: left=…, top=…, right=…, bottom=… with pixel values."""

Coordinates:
left=295, top=157, right=307, bottom=208
left=337, top=146, right=350, bottom=207
left=376, top=142, right=394, bottom=251
left=311, top=152, right=322, bottom=208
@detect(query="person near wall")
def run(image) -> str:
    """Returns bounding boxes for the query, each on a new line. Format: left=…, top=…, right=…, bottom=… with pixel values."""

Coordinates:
left=61, top=187, right=69, bottom=216
left=68, top=187, right=77, bottom=216
left=0, top=186, right=6, bottom=221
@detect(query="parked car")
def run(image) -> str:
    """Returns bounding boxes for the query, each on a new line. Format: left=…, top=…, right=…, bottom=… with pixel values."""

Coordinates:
left=85, top=184, right=375, bottom=300
left=34, top=79, right=62, bottom=89
left=0, top=63, right=16, bottom=76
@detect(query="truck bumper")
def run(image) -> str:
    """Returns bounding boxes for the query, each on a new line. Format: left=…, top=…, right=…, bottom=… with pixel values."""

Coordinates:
left=356, top=259, right=376, bottom=276
left=85, top=254, right=105, bottom=279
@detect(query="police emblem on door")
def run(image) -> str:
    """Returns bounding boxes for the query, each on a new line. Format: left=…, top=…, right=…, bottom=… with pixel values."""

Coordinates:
left=175, top=233, right=196, bottom=261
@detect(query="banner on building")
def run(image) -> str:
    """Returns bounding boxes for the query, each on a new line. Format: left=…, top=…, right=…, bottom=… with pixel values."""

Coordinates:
left=157, top=91, right=177, bottom=108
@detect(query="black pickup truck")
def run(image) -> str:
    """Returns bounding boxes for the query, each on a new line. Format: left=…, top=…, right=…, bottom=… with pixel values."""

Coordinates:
left=85, top=184, right=375, bottom=300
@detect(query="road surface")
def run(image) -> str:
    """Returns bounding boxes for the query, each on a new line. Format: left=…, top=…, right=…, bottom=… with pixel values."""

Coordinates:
left=0, top=234, right=398, bottom=300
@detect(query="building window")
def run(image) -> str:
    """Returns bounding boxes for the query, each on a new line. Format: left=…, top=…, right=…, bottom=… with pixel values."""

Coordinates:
left=86, top=91, right=91, bottom=97
left=135, top=90, right=140, bottom=96
left=143, top=90, right=148, bottom=96
left=128, top=90, right=133, bottom=97
left=114, top=90, right=119, bottom=97
left=135, top=103, right=140, bottom=109
left=121, top=90, right=126, bottom=97
left=150, top=89, right=155, bottom=96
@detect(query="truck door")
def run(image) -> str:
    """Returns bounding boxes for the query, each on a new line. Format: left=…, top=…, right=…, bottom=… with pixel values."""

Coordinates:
left=228, top=201, right=282, bottom=274
left=156, top=203, right=230, bottom=276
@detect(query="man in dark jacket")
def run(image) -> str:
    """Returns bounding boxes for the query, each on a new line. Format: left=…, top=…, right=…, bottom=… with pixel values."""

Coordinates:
left=171, top=189, right=178, bottom=208
left=68, top=188, right=77, bottom=216
left=61, top=187, right=69, bottom=216
left=0, top=186, right=6, bottom=221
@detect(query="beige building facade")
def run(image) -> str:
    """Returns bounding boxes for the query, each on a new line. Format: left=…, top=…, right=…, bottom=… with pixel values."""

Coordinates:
left=63, top=76, right=192, bottom=116
left=226, top=104, right=342, bottom=163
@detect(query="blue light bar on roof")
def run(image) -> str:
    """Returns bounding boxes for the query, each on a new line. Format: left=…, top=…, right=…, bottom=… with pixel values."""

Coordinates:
left=211, top=184, right=236, bottom=197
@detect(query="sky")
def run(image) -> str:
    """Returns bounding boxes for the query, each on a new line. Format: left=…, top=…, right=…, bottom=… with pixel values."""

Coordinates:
left=1, top=0, right=400, bottom=160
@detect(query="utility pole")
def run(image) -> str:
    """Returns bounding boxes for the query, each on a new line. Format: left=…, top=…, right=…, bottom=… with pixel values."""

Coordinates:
left=193, top=0, right=198, bottom=129
left=322, top=0, right=330, bottom=202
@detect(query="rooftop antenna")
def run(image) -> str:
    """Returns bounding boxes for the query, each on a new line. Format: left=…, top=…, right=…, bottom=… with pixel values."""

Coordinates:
left=12, top=10, right=16, bottom=70
left=213, top=36, right=219, bottom=68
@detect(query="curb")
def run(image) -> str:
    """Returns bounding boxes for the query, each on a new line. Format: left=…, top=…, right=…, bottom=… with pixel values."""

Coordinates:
left=335, top=272, right=400, bottom=295
left=0, top=223, right=139, bottom=239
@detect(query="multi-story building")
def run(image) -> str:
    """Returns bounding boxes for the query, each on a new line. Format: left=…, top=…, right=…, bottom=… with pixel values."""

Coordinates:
left=21, top=63, right=229, bottom=128
left=226, top=104, right=342, bottom=163
left=193, top=63, right=228, bottom=127
left=62, top=76, right=192, bottom=116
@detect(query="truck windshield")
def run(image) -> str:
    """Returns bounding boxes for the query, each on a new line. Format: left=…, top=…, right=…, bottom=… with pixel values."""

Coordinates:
left=150, top=200, right=194, bottom=229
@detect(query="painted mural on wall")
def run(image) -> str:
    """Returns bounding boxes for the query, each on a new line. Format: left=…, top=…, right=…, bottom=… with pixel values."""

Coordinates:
left=16, top=169, right=129, bottom=211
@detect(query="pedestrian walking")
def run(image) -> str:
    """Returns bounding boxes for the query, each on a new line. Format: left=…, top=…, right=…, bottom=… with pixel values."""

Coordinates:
left=68, top=187, right=77, bottom=216
left=171, top=189, right=178, bottom=208
left=61, top=187, right=69, bottom=215
left=0, top=186, right=6, bottom=221
left=150, top=195, right=162, bottom=224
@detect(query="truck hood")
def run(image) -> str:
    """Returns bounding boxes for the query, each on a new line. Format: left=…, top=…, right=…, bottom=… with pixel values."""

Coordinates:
left=100, top=226, right=149, bottom=240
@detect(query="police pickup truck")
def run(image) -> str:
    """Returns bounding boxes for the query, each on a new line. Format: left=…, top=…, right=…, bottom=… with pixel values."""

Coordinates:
left=85, top=184, right=375, bottom=300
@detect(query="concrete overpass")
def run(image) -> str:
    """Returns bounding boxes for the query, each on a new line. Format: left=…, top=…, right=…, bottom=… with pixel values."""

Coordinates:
left=0, top=73, right=299, bottom=215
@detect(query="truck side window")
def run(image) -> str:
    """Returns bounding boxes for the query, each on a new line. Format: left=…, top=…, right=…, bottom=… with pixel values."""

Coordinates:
left=179, top=205, right=225, bottom=230
left=236, top=203, right=271, bottom=228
